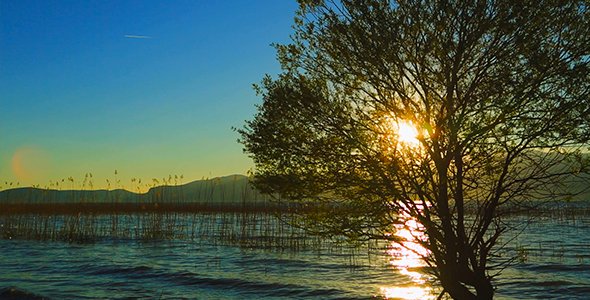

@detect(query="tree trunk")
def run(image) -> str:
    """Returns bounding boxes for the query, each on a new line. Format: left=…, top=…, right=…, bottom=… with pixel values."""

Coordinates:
left=439, top=267, right=494, bottom=300
left=440, top=278, right=477, bottom=300
left=473, top=274, right=494, bottom=300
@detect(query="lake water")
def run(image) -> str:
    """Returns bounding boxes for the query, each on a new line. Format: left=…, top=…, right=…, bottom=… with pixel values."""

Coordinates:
left=1, top=214, right=590, bottom=299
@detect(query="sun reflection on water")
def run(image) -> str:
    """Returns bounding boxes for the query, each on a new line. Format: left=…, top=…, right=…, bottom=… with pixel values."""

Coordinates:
left=380, top=208, right=436, bottom=299
left=380, top=286, right=433, bottom=300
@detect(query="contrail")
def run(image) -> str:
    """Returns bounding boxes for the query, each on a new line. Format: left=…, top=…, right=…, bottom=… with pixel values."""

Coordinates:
left=125, top=35, right=152, bottom=39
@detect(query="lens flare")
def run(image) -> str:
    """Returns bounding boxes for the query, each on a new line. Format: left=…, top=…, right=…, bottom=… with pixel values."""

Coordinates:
left=11, top=146, right=50, bottom=184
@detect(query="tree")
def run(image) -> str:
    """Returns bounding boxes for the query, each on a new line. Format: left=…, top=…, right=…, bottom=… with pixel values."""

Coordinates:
left=237, top=0, right=590, bottom=299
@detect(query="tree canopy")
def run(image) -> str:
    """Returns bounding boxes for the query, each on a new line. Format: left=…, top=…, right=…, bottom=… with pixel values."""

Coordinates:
left=238, top=0, right=590, bottom=299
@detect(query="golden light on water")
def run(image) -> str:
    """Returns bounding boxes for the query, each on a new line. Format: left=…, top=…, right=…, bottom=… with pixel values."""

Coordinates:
left=380, top=208, right=436, bottom=300
left=380, top=286, right=432, bottom=299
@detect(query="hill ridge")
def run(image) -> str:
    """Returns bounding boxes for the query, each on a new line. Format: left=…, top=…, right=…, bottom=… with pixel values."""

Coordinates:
left=0, top=174, right=261, bottom=204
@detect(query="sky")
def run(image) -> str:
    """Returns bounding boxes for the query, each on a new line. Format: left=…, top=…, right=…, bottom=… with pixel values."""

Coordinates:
left=1, top=0, right=299, bottom=191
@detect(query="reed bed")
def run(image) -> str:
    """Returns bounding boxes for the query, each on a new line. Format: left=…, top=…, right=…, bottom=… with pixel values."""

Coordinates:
left=0, top=176, right=337, bottom=251
left=0, top=210, right=342, bottom=250
left=0, top=202, right=289, bottom=216
left=2, top=175, right=588, bottom=254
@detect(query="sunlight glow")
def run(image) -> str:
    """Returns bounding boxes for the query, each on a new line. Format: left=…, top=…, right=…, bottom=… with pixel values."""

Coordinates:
left=377, top=115, right=421, bottom=151
left=396, top=122, right=419, bottom=145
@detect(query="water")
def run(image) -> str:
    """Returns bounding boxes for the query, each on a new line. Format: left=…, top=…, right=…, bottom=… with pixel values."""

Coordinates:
left=0, top=238, right=405, bottom=299
left=492, top=216, right=590, bottom=299
left=1, top=215, right=590, bottom=299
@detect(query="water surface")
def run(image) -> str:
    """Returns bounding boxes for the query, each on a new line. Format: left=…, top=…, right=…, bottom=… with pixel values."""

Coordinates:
left=1, top=215, right=589, bottom=299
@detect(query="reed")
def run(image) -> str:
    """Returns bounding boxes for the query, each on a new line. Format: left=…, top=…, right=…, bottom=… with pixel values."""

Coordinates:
left=0, top=175, right=337, bottom=252
left=2, top=175, right=588, bottom=255
left=0, top=210, right=331, bottom=249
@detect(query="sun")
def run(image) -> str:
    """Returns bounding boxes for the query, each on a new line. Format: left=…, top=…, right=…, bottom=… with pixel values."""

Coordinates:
left=397, top=122, right=419, bottom=145
left=377, top=116, right=421, bottom=149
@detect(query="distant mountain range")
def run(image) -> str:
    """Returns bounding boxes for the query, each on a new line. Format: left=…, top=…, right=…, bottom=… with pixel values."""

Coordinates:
left=0, top=175, right=270, bottom=204
left=2, top=165, right=589, bottom=206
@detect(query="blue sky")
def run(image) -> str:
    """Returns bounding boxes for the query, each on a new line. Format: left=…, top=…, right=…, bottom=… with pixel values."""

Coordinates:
left=1, top=0, right=298, bottom=191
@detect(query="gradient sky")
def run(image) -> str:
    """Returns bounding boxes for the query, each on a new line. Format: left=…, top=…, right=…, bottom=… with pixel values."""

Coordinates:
left=1, top=0, right=298, bottom=191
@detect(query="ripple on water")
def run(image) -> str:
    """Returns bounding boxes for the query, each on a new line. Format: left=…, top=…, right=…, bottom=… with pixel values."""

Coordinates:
left=1, top=215, right=590, bottom=299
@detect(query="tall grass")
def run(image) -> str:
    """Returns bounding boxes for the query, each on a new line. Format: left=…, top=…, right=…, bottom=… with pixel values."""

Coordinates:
left=0, top=176, right=332, bottom=251
left=0, top=210, right=334, bottom=250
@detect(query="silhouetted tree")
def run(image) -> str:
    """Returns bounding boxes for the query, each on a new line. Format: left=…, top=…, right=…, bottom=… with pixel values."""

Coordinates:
left=238, top=0, right=590, bottom=299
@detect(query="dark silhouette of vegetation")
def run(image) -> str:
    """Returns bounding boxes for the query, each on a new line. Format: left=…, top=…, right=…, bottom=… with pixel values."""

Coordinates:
left=0, top=176, right=324, bottom=250
left=237, top=0, right=590, bottom=299
left=0, top=202, right=289, bottom=216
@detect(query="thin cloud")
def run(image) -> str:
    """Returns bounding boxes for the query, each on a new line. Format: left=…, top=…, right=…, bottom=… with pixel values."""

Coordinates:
left=125, top=35, right=153, bottom=39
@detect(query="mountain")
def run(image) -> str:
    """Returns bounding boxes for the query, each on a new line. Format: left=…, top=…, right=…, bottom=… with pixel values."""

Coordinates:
left=2, top=161, right=589, bottom=206
left=0, top=175, right=267, bottom=204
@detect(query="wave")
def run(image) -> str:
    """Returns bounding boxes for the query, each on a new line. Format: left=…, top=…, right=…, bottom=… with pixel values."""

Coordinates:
left=525, top=263, right=590, bottom=273
left=70, top=261, right=361, bottom=299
